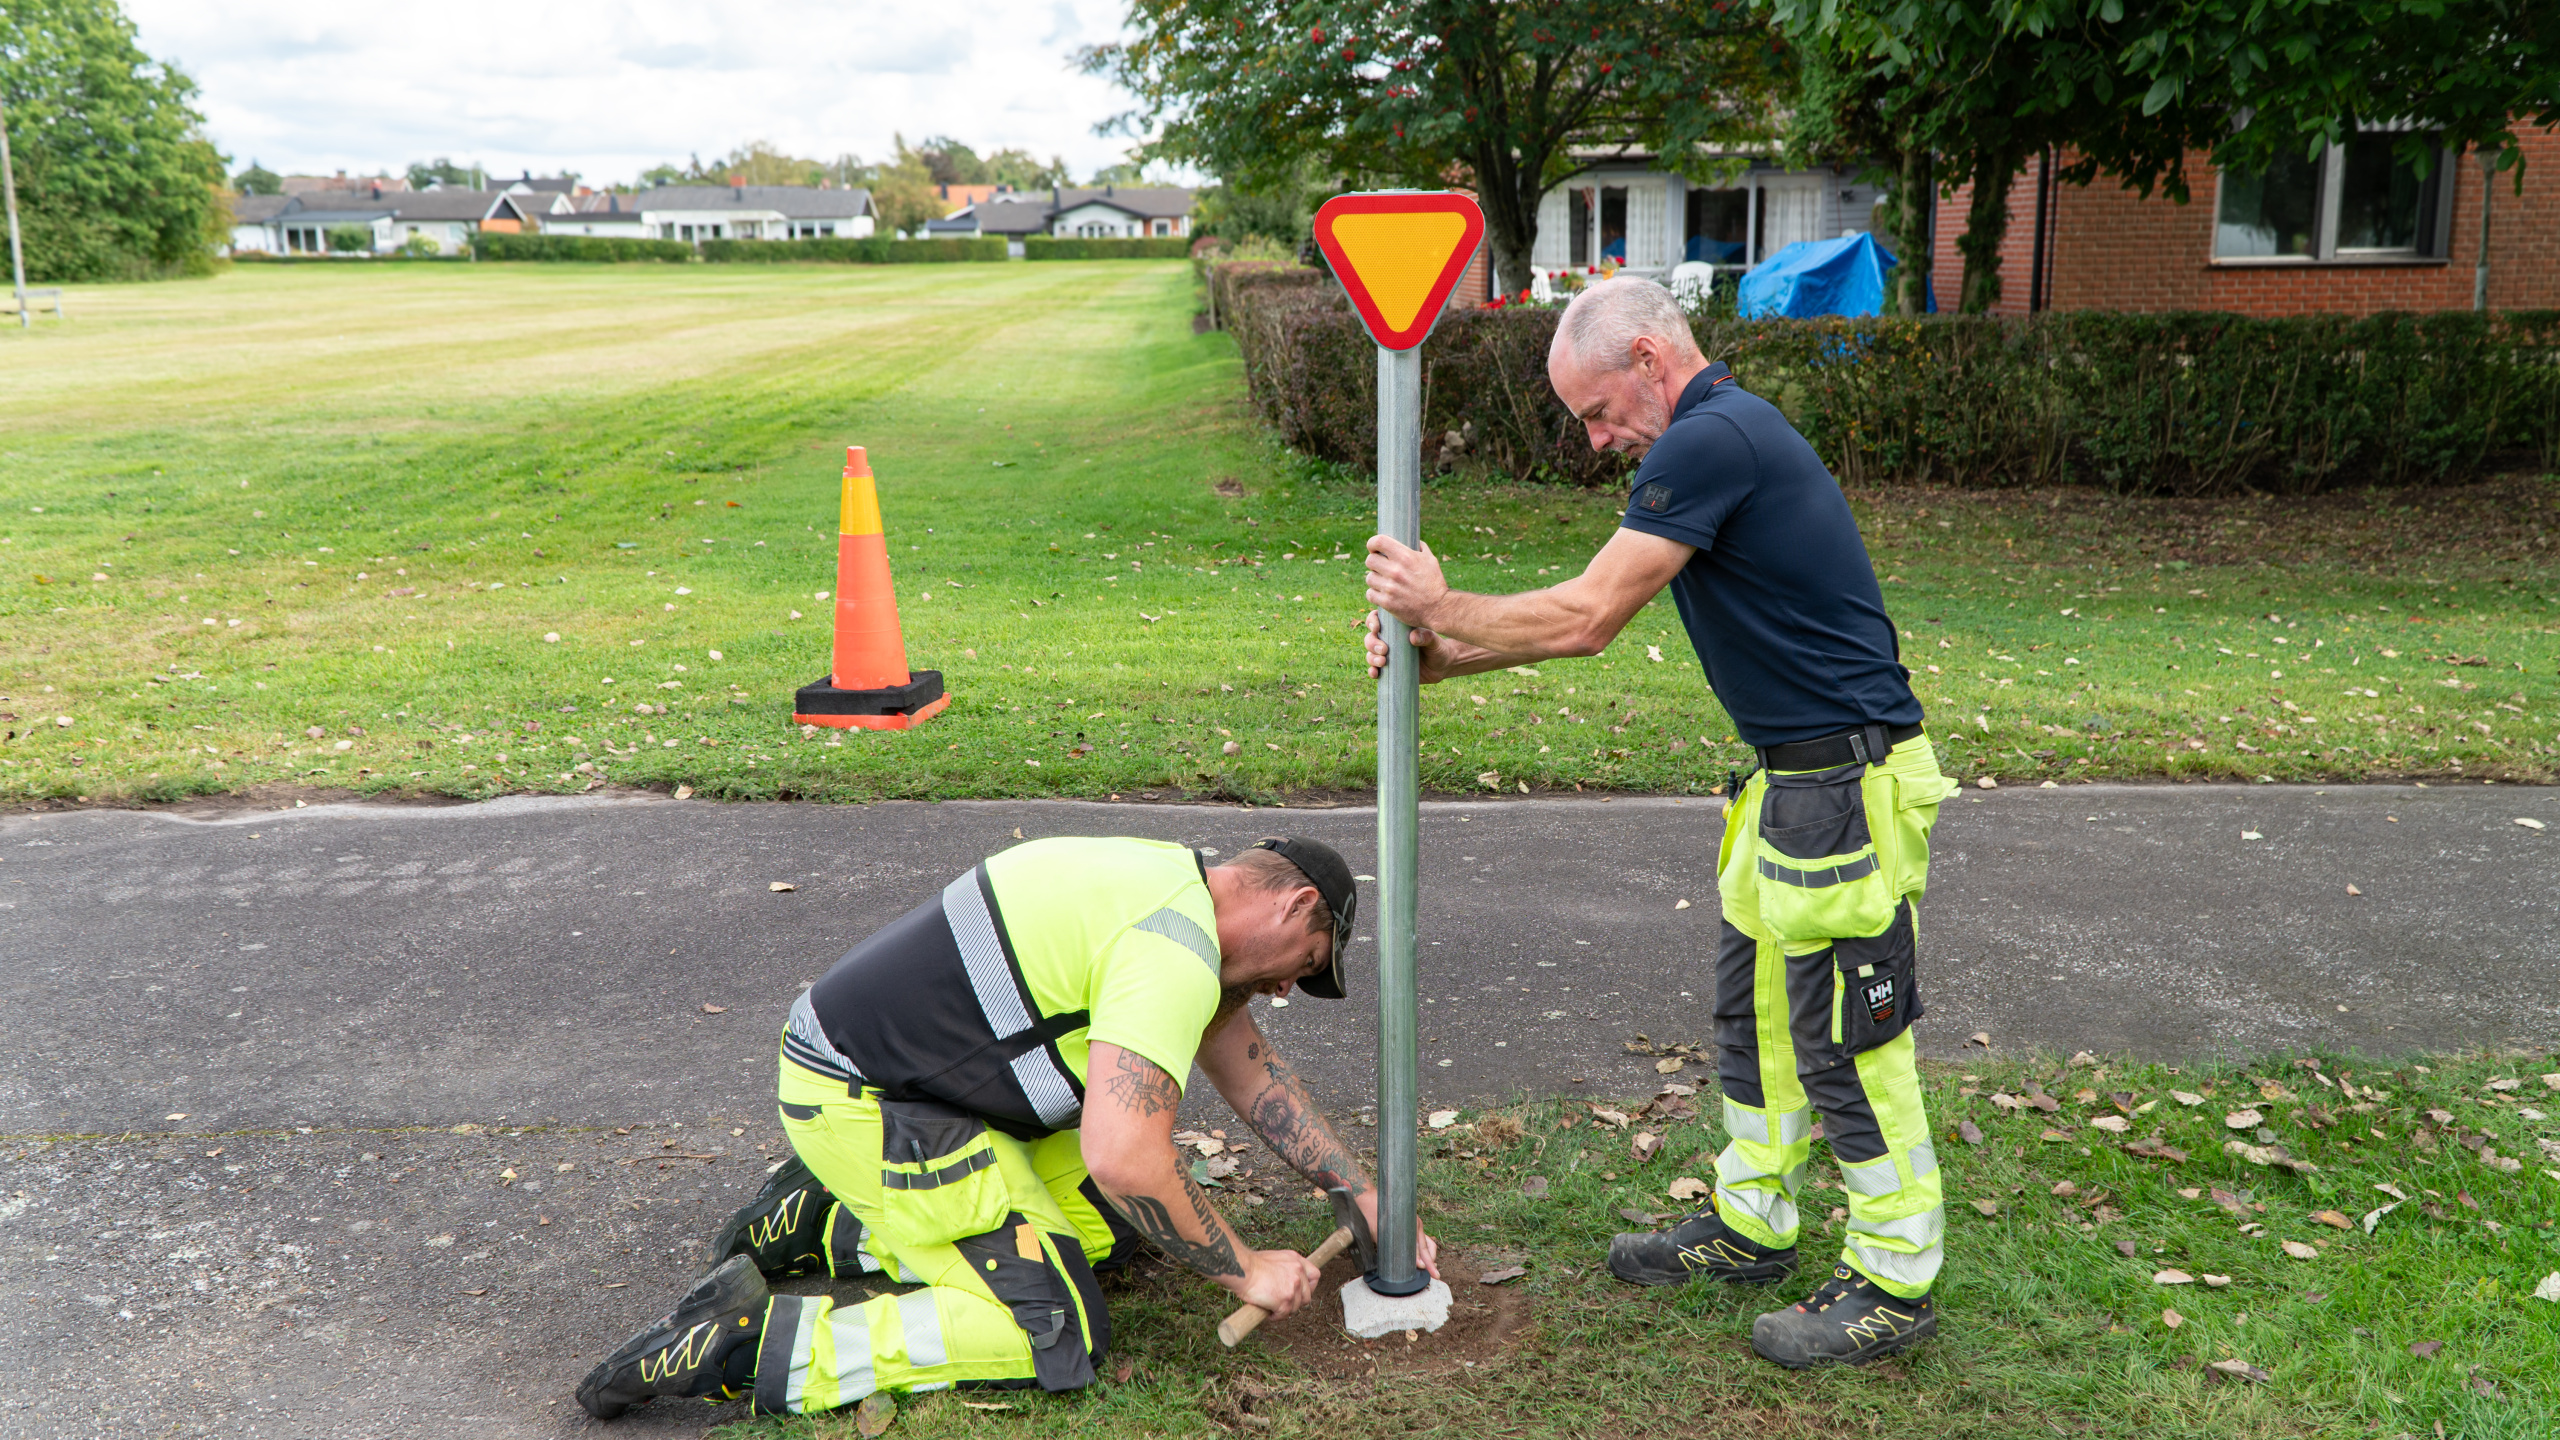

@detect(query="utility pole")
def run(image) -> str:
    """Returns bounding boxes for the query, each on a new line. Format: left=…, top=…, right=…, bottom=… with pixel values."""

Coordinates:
left=1, top=95, right=28, bottom=330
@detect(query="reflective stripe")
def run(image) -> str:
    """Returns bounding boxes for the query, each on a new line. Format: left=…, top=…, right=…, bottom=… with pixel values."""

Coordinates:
left=1847, top=1206, right=1945, bottom=1249
left=1010, top=1049, right=1083, bottom=1130
left=782, top=1296, right=818, bottom=1413
left=897, top=1290, right=947, bottom=1370
left=1778, top=1107, right=1812, bottom=1145
left=1722, top=1098, right=1812, bottom=1148
left=945, top=871, right=1033, bottom=1036
left=878, top=1147, right=999, bottom=1191
left=1839, top=1157, right=1902, bottom=1198
left=1131, top=907, right=1220, bottom=975
left=1848, top=1235, right=1942, bottom=1290
left=895, top=1257, right=921, bottom=1284
left=826, top=1304, right=875, bottom=1407
left=783, top=990, right=862, bottom=1083
left=1908, top=1139, right=1939, bottom=1181
left=1756, top=853, right=1881, bottom=889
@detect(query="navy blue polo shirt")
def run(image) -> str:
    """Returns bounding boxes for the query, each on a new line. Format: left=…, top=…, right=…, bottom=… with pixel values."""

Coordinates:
left=1617, top=362, right=1921, bottom=748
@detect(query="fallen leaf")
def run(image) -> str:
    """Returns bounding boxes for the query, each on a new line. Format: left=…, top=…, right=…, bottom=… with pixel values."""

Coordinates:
left=1957, top=1119, right=1985, bottom=1145
left=1631, top=1131, right=1662, bottom=1163
left=2178, top=1187, right=2201, bottom=1199
left=1655, top=1057, right=1685, bottom=1074
left=701, top=1003, right=727, bottom=1014
left=1520, top=1176, right=1550, bottom=1200
left=963, top=1402, right=1015, bottom=1412
left=2125, top=1137, right=2189, bottom=1162
left=1668, top=1176, right=1710, bottom=1201
left=2373, top=1181, right=2409, bottom=1201
left=673, top=784, right=694, bottom=800
left=1673, top=898, right=1691, bottom=910
left=2532, top=1272, right=2560, bottom=1303
left=2154, top=1269, right=2194, bottom=1285
left=1967, top=1031, right=1991, bottom=1048
left=462, top=1288, right=489, bottom=1297
left=164, top=1113, right=188, bottom=1121
left=2208, top=1358, right=2271, bottom=1385
left=2116, top=1240, right=2139, bottom=1257
left=2345, top=884, right=2363, bottom=895
left=1587, top=1106, right=1631, bottom=1129
left=2362, top=1202, right=2401, bottom=1233
left=2225, top=1109, right=2265, bottom=1130
left=2516, top=817, right=2547, bottom=831
left=1427, top=1110, right=1460, bottom=1130
left=1479, top=1266, right=1527, bottom=1285
left=2052, top=1180, right=2080, bottom=1197
left=854, top=1390, right=896, bottom=1438
left=1969, top=1197, right=2000, bottom=1216
left=2170, top=1090, right=2205, bottom=1107
left=2039, top=1128, right=2073, bottom=1143
left=1617, top=1207, right=1660, bottom=1226
left=2241, top=830, right=2264, bottom=841
left=2090, top=1115, right=2132, bottom=1134
left=2408, top=1339, right=2443, bottom=1359
left=2280, top=1240, right=2318, bottom=1260
left=768, top=882, right=797, bottom=892
left=2161, top=1308, right=2184, bottom=1329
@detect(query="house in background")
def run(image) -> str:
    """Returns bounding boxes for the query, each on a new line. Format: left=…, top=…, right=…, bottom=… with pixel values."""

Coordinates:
left=546, top=191, right=656, bottom=239
left=224, top=189, right=554, bottom=255
left=927, top=185, right=1196, bottom=253
left=624, top=185, right=875, bottom=242
left=1929, top=128, right=2558, bottom=315
left=1528, top=150, right=1887, bottom=280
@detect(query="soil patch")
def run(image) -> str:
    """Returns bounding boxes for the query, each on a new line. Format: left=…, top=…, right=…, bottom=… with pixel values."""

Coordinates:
left=1251, top=1247, right=1532, bottom=1380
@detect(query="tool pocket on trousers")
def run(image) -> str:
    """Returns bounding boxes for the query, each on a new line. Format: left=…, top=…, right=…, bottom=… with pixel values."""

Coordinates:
left=875, top=1097, right=1010, bottom=1250
left=954, top=1217, right=1103, bottom=1391
left=1754, top=763, right=1895, bottom=941
left=1832, top=899, right=1922, bottom=1053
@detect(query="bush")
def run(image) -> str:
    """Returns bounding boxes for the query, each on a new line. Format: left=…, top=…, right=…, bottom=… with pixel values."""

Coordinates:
left=325, top=225, right=373, bottom=254
left=473, top=233, right=692, bottom=262
left=1024, top=236, right=1190, bottom=260
left=1209, top=260, right=2560, bottom=494
left=400, top=233, right=441, bottom=258
left=697, top=236, right=1007, bottom=264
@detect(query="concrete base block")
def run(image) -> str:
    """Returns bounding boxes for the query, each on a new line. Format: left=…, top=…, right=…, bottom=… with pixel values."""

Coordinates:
left=1338, top=1275, right=1453, bottom=1338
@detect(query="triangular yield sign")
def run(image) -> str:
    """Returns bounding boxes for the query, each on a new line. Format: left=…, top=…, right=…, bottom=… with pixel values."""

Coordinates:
left=1313, top=192, right=1487, bottom=351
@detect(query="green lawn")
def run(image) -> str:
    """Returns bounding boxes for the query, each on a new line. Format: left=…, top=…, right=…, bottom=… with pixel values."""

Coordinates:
left=0, top=260, right=2554, bottom=806
left=718, top=1049, right=2560, bottom=1440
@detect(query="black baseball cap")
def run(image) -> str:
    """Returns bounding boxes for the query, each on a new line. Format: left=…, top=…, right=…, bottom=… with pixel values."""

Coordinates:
left=1249, top=836, right=1357, bottom=1000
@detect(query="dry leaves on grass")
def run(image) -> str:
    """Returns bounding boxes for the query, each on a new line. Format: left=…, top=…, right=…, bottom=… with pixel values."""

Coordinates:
left=768, top=881, right=798, bottom=892
left=1520, top=1176, right=1550, bottom=1200
left=1479, top=1266, right=1527, bottom=1285
left=2161, top=1308, right=2184, bottom=1329
left=853, top=1391, right=896, bottom=1437
left=2208, top=1359, right=2272, bottom=1385
left=700, top=1004, right=727, bottom=1014
left=2310, top=1210, right=2353, bottom=1230
left=2090, top=1115, right=2132, bottom=1134
left=1630, top=1131, right=1662, bottom=1163
left=2409, top=1340, right=2445, bottom=1359
left=1970, top=1198, right=2000, bottom=1217
left=2154, top=1269, right=2195, bottom=1285
left=2281, top=1240, right=2320, bottom=1260
left=2225, top=1108, right=2265, bottom=1129
left=1667, top=1177, right=1711, bottom=1202
left=1957, top=1119, right=1985, bottom=1145
left=1586, top=1106, right=1631, bottom=1130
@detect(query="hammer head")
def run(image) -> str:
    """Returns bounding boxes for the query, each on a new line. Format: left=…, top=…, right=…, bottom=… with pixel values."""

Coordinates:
left=1324, top=1185, right=1378, bottom=1274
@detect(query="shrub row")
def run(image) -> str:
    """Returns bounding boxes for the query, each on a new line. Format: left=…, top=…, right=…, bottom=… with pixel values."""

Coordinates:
left=1210, top=263, right=2560, bottom=494
left=472, top=233, right=691, bottom=263
left=1025, top=236, right=1191, bottom=260
left=697, top=237, right=1008, bottom=264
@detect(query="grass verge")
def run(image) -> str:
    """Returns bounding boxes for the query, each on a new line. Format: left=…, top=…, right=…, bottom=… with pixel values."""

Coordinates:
left=716, top=1047, right=2560, bottom=1440
left=1, top=262, right=2554, bottom=806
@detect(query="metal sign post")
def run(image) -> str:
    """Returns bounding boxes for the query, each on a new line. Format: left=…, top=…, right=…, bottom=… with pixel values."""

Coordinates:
left=0, top=97, right=28, bottom=331
left=1310, top=192, right=1485, bottom=1299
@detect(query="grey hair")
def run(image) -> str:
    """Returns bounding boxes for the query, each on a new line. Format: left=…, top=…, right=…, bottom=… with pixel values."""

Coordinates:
left=1551, top=276, right=1702, bottom=372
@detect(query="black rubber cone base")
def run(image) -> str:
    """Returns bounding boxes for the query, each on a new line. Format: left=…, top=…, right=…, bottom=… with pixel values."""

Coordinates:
left=793, top=670, right=943, bottom=718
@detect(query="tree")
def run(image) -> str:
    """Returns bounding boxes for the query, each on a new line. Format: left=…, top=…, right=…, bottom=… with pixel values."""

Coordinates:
left=1086, top=0, right=1792, bottom=294
left=982, top=147, right=1070, bottom=189
left=405, top=156, right=480, bottom=190
left=910, top=136, right=987, bottom=186
left=714, top=140, right=828, bottom=187
left=0, top=0, right=226, bottom=282
left=232, top=158, right=281, bottom=195
left=868, top=151, right=945, bottom=236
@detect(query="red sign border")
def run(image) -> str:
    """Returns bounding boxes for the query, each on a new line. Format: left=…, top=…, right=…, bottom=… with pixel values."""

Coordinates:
left=1311, top=192, right=1487, bottom=351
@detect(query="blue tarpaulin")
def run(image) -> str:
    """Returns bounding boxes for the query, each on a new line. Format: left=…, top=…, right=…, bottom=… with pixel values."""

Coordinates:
left=1736, top=232, right=1897, bottom=319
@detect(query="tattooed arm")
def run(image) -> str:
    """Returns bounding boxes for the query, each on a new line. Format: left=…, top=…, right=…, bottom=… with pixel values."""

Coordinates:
left=1082, top=1041, right=1320, bottom=1315
left=1198, top=1010, right=1440, bottom=1279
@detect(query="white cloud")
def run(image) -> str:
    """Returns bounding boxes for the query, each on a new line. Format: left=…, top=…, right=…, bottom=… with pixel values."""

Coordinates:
left=127, top=0, right=1156, bottom=186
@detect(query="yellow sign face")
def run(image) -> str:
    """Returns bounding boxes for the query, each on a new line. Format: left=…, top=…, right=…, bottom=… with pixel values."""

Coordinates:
left=1326, top=212, right=1473, bottom=335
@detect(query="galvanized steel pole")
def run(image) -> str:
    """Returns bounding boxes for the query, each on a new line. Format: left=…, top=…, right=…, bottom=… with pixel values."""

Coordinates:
left=1370, top=341, right=1425, bottom=1295
left=0, top=97, right=28, bottom=330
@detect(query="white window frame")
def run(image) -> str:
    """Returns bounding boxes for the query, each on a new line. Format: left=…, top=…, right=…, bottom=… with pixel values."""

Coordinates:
left=2211, top=129, right=2456, bottom=265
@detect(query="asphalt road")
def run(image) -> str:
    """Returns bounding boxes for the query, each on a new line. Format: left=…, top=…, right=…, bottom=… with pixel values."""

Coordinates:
left=4, top=783, right=2553, bottom=1436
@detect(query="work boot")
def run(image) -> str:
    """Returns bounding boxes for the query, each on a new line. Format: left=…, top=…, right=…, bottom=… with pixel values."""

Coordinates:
left=1607, top=1198, right=1799, bottom=1286
left=576, top=1255, right=769, bottom=1420
left=713, top=1153, right=834, bottom=1278
left=1750, top=1263, right=1936, bottom=1368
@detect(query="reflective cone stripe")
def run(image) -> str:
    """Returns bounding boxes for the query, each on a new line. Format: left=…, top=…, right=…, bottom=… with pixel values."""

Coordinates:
left=830, top=447, right=912, bottom=692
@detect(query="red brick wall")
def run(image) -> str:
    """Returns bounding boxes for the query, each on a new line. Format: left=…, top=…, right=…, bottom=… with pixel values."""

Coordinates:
left=1928, top=130, right=2559, bottom=316
left=1453, top=239, right=1494, bottom=308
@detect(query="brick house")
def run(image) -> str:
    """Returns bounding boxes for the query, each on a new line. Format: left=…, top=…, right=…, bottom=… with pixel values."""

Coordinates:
left=1928, top=127, right=2558, bottom=315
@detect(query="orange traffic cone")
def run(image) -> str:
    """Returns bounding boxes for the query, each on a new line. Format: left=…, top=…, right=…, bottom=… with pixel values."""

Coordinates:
left=791, top=446, right=950, bottom=730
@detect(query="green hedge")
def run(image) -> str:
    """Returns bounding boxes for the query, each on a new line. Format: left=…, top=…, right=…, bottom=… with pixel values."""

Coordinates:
left=1024, top=236, right=1191, bottom=260
left=697, top=236, right=1008, bottom=264
left=473, top=233, right=691, bottom=263
left=1210, top=263, right=2560, bottom=494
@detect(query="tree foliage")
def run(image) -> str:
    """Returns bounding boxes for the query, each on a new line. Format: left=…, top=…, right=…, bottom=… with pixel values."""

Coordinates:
left=867, top=151, right=946, bottom=237
left=1086, top=0, right=1792, bottom=293
left=910, top=135, right=1072, bottom=190
left=0, top=0, right=226, bottom=282
left=231, top=158, right=281, bottom=195
left=404, top=156, right=480, bottom=190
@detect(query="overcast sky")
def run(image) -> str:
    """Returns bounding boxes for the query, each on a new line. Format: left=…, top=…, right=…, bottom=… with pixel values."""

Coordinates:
left=125, top=0, right=1162, bottom=188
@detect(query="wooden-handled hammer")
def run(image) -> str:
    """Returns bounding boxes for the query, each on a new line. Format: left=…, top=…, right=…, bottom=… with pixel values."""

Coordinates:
left=1216, top=1185, right=1376, bottom=1347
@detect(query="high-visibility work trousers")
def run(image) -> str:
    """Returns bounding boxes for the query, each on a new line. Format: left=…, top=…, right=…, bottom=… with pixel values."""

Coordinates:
left=1712, top=733, right=1955, bottom=1300
left=748, top=1058, right=1121, bottom=1416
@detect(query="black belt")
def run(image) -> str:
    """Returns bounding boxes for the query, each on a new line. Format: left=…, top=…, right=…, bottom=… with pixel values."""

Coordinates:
left=1757, top=721, right=1924, bottom=774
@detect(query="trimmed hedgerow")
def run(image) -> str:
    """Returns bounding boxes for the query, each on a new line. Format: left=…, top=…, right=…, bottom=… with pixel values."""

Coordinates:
left=1211, top=262, right=2560, bottom=494
left=1024, top=236, right=1192, bottom=260
left=471, top=233, right=692, bottom=263
left=698, top=236, right=1008, bottom=264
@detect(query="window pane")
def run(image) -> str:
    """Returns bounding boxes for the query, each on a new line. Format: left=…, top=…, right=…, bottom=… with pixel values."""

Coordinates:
left=2216, top=151, right=2321, bottom=257
left=2337, top=133, right=2436, bottom=252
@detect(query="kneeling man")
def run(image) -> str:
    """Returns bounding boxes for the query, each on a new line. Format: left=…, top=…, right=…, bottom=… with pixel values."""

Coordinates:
left=577, top=835, right=1434, bottom=1420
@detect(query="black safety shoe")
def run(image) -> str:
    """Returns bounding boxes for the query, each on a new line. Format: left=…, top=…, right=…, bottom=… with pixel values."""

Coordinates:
left=1607, top=1199, right=1799, bottom=1287
left=577, top=1255, right=769, bottom=1420
left=714, top=1153, right=834, bottom=1278
left=1750, top=1263, right=1936, bottom=1368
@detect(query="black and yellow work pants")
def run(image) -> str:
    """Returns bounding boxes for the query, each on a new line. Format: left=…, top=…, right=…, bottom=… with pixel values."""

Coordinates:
left=1712, top=733, right=1957, bottom=1299
left=746, top=1058, right=1122, bottom=1415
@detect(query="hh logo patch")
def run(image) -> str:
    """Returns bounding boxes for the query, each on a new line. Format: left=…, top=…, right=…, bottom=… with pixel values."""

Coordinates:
left=1639, top=483, right=1672, bottom=513
left=1862, top=976, right=1899, bottom=1026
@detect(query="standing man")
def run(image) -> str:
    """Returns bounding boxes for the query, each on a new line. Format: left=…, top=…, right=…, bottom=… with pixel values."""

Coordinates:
left=1362, top=277, right=1952, bottom=1368
left=576, top=835, right=1435, bottom=1420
